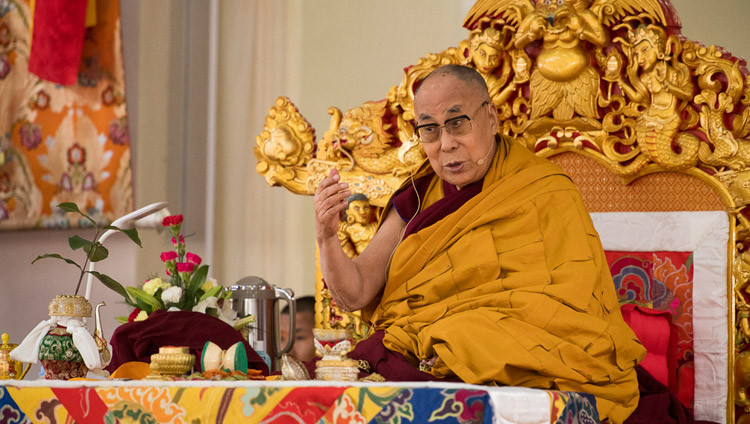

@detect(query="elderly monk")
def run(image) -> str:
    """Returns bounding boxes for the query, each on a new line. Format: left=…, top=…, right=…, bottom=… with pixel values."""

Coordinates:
left=314, top=64, right=645, bottom=423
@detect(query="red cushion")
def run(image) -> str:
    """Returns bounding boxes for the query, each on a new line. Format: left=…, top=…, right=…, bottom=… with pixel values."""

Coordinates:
left=620, top=303, right=671, bottom=387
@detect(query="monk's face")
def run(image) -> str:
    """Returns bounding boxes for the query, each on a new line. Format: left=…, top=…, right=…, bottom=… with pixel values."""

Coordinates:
left=414, top=74, right=498, bottom=188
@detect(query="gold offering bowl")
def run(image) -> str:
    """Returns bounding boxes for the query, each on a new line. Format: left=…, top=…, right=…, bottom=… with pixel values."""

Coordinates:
left=312, top=328, right=352, bottom=343
left=150, top=346, right=195, bottom=377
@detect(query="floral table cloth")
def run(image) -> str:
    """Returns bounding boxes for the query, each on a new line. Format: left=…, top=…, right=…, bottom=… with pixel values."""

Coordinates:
left=0, top=380, right=597, bottom=424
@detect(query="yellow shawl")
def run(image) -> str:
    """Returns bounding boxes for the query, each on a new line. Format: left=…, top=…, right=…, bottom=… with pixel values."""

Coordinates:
left=368, top=137, right=646, bottom=423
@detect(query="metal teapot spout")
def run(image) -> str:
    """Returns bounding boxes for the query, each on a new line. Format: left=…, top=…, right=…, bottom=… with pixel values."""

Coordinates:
left=94, top=302, right=111, bottom=364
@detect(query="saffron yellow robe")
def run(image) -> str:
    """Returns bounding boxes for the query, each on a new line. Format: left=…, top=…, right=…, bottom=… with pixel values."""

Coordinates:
left=366, top=137, right=646, bottom=423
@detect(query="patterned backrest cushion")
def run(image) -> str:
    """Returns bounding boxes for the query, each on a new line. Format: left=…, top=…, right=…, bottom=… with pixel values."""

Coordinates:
left=591, top=211, right=728, bottom=423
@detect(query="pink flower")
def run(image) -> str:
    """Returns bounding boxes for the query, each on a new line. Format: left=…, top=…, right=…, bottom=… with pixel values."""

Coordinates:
left=186, top=252, right=202, bottom=265
left=171, top=235, right=185, bottom=245
left=176, top=262, right=195, bottom=273
left=160, top=251, right=178, bottom=262
left=162, top=214, right=184, bottom=227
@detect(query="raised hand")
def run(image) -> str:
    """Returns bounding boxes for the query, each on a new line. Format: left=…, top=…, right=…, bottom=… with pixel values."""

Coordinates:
left=313, top=169, right=351, bottom=243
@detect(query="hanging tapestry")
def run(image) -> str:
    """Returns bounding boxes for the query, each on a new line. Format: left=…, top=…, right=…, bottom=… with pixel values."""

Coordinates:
left=0, top=0, right=133, bottom=230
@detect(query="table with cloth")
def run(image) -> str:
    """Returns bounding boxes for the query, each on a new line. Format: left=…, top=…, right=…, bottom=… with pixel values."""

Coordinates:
left=0, top=379, right=598, bottom=423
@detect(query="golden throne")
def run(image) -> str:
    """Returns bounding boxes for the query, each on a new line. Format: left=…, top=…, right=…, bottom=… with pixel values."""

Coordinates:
left=254, top=0, right=750, bottom=421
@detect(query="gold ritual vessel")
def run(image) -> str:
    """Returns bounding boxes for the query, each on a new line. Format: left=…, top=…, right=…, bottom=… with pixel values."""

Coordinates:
left=0, top=333, right=31, bottom=380
left=150, top=346, right=195, bottom=377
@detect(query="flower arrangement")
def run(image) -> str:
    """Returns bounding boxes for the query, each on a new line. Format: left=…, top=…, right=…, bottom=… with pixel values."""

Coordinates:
left=117, top=214, right=242, bottom=326
left=32, top=202, right=142, bottom=298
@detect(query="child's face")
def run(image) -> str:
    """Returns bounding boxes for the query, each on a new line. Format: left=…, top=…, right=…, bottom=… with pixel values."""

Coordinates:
left=280, top=310, right=316, bottom=362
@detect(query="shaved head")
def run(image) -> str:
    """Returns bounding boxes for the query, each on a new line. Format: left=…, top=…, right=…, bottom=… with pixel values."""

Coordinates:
left=415, top=65, right=489, bottom=100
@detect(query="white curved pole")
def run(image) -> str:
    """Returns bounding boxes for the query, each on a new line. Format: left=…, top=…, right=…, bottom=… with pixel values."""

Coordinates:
left=84, top=202, right=169, bottom=300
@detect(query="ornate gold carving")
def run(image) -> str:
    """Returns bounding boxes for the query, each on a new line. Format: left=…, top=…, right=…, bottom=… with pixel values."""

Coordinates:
left=606, top=24, right=699, bottom=176
left=255, top=97, right=316, bottom=194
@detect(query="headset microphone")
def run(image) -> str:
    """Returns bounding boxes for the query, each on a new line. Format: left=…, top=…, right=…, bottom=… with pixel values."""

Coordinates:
left=475, top=143, right=495, bottom=166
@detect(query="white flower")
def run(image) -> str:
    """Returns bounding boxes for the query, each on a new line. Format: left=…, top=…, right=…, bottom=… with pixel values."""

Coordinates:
left=192, top=296, right=218, bottom=314
left=161, top=286, right=183, bottom=304
left=192, top=296, right=238, bottom=326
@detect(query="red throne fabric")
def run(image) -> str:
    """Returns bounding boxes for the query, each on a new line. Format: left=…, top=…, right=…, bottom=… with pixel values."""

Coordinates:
left=607, top=251, right=694, bottom=409
left=105, top=310, right=269, bottom=375
left=621, top=304, right=672, bottom=387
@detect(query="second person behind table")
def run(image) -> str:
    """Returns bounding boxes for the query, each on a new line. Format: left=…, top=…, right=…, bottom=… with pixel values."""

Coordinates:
left=280, top=296, right=316, bottom=362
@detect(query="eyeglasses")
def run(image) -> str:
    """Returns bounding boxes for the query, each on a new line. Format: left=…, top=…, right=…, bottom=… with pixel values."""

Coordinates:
left=414, top=101, right=489, bottom=143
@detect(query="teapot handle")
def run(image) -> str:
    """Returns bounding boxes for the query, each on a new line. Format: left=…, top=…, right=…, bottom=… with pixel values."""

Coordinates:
left=274, top=287, right=296, bottom=355
left=18, top=362, right=31, bottom=380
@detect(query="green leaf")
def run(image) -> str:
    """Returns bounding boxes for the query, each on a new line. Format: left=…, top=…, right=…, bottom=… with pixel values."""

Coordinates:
left=131, top=297, right=151, bottom=313
left=187, top=265, right=209, bottom=298
left=115, top=316, right=129, bottom=324
left=199, top=285, right=223, bottom=301
left=57, top=202, right=97, bottom=227
left=68, top=235, right=94, bottom=251
left=103, top=225, right=142, bottom=247
left=126, top=287, right=163, bottom=311
left=87, top=271, right=130, bottom=300
left=120, top=227, right=142, bottom=247
left=57, top=202, right=83, bottom=214
left=84, top=243, right=109, bottom=262
left=31, top=254, right=82, bottom=272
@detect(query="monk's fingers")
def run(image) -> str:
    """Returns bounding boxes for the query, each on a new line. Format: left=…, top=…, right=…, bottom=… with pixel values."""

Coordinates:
left=318, top=197, right=348, bottom=221
left=315, top=179, right=350, bottom=203
left=315, top=169, right=342, bottom=195
left=315, top=189, right=350, bottom=221
left=314, top=181, right=350, bottom=211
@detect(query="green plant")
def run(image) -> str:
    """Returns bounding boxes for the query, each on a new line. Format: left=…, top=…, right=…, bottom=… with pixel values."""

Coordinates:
left=32, top=202, right=142, bottom=299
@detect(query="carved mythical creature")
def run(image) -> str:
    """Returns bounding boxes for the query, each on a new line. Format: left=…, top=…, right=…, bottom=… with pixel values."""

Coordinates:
left=324, top=100, right=424, bottom=176
left=735, top=247, right=750, bottom=411
left=613, top=24, right=699, bottom=175
left=696, top=89, right=750, bottom=170
left=459, top=19, right=529, bottom=113
left=465, top=0, right=666, bottom=129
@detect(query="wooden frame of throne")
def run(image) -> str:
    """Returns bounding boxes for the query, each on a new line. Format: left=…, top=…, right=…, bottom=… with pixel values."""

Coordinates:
left=254, top=1, right=750, bottom=421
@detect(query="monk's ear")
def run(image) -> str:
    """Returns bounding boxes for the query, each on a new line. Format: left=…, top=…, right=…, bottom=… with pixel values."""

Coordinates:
left=488, top=102, right=499, bottom=133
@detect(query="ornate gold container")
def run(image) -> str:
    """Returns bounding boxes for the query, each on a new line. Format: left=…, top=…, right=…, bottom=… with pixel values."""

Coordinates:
left=150, top=346, right=195, bottom=377
left=0, top=333, right=31, bottom=380
left=48, top=295, right=92, bottom=317
left=313, top=328, right=359, bottom=381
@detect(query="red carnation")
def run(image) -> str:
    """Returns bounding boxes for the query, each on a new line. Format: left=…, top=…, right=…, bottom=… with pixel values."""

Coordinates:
left=186, top=252, right=202, bottom=265
left=128, top=308, right=142, bottom=323
left=162, top=214, right=184, bottom=227
left=176, top=262, right=195, bottom=273
left=160, top=251, right=178, bottom=262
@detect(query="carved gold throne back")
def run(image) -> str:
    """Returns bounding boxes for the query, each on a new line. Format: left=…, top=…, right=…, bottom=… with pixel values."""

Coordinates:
left=255, top=1, right=750, bottom=421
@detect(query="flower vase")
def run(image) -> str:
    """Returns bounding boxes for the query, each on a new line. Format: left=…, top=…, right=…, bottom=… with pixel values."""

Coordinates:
left=38, top=295, right=93, bottom=380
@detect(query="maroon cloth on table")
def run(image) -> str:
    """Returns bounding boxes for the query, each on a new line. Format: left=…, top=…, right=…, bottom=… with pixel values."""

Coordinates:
left=393, top=174, right=484, bottom=239
left=105, top=310, right=269, bottom=375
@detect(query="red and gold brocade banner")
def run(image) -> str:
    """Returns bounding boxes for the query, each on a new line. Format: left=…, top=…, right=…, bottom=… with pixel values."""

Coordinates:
left=0, top=0, right=132, bottom=229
